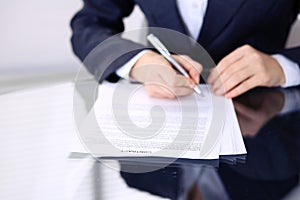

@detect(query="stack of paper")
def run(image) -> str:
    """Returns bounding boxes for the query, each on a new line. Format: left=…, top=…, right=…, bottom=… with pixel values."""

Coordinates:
left=74, top=81, right=246, bottom=162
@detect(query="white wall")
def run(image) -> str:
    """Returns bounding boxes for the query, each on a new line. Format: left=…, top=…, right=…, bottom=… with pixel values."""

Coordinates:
left=0, top=0, right=83, bottom=75
left=286, top=15, right=300, bottom=48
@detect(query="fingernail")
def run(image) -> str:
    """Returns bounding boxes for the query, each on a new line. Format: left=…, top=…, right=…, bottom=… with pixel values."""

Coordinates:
left=188, top=80, right=195, bottom=88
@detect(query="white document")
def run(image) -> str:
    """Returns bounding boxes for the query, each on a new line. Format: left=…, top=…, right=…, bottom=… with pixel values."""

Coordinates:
left=76, top=82, right=246, bottom=160
left=219, top=99, right=247, bottom=156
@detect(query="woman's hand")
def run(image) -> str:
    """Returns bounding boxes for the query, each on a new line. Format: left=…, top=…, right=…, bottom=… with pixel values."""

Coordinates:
left=130, top=51, right=202, bottom=98
left=208, top=45, right=286, bottom=98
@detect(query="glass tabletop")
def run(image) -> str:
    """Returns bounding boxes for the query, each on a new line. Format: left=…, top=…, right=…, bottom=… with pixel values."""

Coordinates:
left=0, top=82, right=299, bottom=200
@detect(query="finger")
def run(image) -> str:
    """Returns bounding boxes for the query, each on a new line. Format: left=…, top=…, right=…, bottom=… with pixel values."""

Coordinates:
left=217, top=45, right=249, bottom=73
left=214, top=63, right=254, bottom=95
left=158, top=70, right=195, bottom=89
left=145, top=84, right=176, bottom=99
left=208, top=62, right=234, bottom=86
left=208, top=45, right=248, bottom=84
left=146, top=66, right=194, bottom=98
left=210, top=67, right=231, bottom=94
left=173, top=55, right=203, bottom=73
left=225, top=77, right=258, bottom=98
left=211, top=50, right=255, bottom=94
left=146, top=80, right=194, bottom=98
left=170, top=86, right=194, bottom=96
left=217, top=57, right=249, bottom=85
left=207, top=67, right=221, bottom=85
left=155, top=64, right=177, bottom=83
left=173, top=55, right=202, bottom=84
left=160, top=74, right=195, bottom=96
left=171, top=74, right=195, bottom=88
left=211, top=77, right=225, bottom=95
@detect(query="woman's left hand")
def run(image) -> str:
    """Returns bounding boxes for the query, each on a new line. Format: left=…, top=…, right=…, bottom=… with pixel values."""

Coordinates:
left=207, top=45, right=286, bottom=98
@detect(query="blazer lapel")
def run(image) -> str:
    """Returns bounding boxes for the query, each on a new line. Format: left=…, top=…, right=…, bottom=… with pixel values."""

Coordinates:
left=198, top=0, right=246, bottom=47
left=152, top=0, right=188, bottom=34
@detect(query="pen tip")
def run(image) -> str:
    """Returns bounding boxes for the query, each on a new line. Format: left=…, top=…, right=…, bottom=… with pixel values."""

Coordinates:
left=194, top=86, right=203, bottom=96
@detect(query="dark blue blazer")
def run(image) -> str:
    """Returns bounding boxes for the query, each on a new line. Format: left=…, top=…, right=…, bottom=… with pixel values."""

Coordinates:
left=71, top=0, right=300, bottom=82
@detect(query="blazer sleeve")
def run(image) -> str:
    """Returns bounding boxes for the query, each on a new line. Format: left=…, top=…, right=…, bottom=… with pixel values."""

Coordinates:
left=280, top=1, right=300, bottom=67
left=71, top=0, right=145, bottom=82
left=281, top=47, right=300, bottom=66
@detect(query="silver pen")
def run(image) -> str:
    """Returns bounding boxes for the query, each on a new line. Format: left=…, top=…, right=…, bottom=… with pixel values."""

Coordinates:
left=147, top=34, right=202, bottom=95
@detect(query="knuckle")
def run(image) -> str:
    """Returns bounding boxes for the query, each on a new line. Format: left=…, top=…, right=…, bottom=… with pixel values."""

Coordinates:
left=243, top=44, right=252, bottom=50
left=190, top=61, right=203, bottom=72
left=181, top=54, right=188, bottom=58
left=222, top=71, right=230, bottom=80
left=235, top=73, right=243, bottom=81
left=220, top=59, right=228, bottom=67
left=251, top=52, right=261, bottom=62
left=180, top=55, right=190, bottom=60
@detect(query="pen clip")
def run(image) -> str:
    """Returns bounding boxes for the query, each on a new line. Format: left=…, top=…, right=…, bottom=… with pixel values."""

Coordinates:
left=147, top=33, right=188, bottom=76
left=147, top=34, right=171, bottom=56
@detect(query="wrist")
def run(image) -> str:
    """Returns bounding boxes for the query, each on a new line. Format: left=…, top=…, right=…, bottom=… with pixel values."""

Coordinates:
left=129, top=50, right=158, bottom=81
left=272, top=54, right=300, bottom=88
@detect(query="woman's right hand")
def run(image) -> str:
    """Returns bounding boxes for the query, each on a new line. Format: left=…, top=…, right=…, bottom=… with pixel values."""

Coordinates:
left=130, top=51, right=202, bottom=98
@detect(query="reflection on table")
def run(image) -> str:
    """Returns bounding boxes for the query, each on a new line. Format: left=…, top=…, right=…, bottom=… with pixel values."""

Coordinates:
left=1, top=80, right=300, bottom=199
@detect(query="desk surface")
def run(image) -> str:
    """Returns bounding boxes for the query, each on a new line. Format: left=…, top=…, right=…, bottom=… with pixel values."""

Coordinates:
left=0, top=81, right=299, bottom=200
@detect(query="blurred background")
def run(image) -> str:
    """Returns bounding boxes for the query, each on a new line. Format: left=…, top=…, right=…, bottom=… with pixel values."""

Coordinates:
left=0, top=1, right=299, bottom=93
left=0, top=2, right=299, bottom=199
left=0, top=0, right=146, bottom=94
